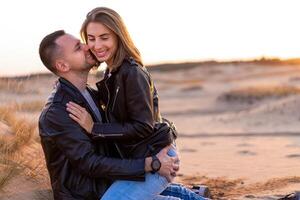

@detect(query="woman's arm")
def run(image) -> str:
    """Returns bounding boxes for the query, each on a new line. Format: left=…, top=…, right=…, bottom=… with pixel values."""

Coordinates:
left=66, top=66, right=155, bottom=141
left=94, top=66, right=155, bottom=140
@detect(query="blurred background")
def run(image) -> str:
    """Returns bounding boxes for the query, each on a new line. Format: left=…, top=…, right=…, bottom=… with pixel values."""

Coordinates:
left=0, top=1, right=300, bottom=199
left=1, top=0, right=300, bottom=76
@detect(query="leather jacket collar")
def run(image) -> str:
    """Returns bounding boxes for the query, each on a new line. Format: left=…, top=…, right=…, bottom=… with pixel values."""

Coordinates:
left=58, top=77, right=101, bottom=123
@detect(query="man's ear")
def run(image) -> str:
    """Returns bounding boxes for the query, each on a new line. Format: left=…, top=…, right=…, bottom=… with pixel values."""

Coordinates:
left=55, top=59, right=70, bottom=73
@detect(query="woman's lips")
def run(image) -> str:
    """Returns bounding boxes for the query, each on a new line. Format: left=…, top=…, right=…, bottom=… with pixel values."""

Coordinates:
left=95, top=50, right=107, bottom=58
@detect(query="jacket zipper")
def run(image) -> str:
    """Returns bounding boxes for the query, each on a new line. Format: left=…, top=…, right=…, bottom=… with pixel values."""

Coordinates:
left=104, top=73, right=111, bottom=123
left=104, top=73, right=124, bottom=158
left=111, top=86, right=120, bottom=112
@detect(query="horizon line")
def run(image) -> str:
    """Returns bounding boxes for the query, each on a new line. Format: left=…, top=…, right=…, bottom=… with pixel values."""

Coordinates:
left=2, top=56, right=300, bottom=79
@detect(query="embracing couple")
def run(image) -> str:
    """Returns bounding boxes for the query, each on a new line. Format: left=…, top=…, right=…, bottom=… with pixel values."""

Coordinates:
left=38, top=7, right=208, bottom=200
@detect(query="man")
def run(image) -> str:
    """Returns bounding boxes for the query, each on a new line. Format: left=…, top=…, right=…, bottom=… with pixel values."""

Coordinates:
left=39, top=30, right=207, bottom=200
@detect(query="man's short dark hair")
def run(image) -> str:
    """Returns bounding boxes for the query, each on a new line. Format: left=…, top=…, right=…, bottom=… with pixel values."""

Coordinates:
left=39, top=30, right=65, bottom=74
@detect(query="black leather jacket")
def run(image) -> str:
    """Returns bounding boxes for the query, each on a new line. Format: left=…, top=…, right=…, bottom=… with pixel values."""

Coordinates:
left=39, top=78, right=145, bottom=200
left=93, top=58, right=165, bottom=158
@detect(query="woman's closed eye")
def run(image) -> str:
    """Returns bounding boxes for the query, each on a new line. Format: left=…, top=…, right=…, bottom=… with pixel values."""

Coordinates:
left=100, top=37, right=108, bottom=40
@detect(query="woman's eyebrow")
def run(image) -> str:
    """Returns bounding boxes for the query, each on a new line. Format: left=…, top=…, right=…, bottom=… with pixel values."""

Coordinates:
left=87, top=33, right=109, bottom=37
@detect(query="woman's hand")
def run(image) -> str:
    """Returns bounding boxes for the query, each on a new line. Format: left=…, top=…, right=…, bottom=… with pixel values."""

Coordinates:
left=66, top=101, right=94, bottom=133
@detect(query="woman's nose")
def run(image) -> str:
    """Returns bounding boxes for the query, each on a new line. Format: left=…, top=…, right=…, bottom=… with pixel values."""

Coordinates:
left=93, top=40, right=102, bottom=50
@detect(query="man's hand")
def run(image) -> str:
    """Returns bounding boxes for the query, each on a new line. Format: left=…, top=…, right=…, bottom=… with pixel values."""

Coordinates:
left=156, top=145, right=180, bottom=182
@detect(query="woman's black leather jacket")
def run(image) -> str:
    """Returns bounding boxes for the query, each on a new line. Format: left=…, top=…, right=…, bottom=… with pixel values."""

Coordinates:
left=93, top=58, right=172, bottom=158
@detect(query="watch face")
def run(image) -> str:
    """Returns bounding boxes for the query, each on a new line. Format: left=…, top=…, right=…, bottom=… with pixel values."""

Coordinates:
left=152, top=159, right=161, bottom=171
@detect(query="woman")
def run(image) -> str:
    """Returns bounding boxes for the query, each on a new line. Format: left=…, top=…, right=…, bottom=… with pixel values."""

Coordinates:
left=67, top=7, right=206, bottom=200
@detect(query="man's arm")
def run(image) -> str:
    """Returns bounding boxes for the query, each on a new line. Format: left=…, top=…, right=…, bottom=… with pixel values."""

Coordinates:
left=41, top=104, right=178, bottom=181
left=146, top=146, right=180, bottom=182
left=42, top=104, right=145, bottom=180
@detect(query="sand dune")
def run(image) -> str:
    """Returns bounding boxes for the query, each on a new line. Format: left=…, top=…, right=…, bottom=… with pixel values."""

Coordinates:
left=155, top=63, right=300, bottom=199
left=219, top=95, right=300, bottom=133
left=1, top=62, right=300, bottom=199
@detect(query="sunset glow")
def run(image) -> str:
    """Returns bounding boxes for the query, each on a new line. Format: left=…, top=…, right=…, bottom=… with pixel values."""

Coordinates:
left=1, top=0, right=300, bottom=76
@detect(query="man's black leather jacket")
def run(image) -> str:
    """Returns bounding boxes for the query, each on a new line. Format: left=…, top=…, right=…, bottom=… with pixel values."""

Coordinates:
left=39, top=78, right=145, bottom=200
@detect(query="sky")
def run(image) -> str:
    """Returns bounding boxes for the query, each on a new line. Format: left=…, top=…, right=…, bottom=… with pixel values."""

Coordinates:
left=1, top=0, right=300, bottom=76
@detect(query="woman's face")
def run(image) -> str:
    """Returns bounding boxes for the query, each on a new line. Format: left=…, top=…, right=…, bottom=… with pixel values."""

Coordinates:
left=86, top=22, right=118, bottom=66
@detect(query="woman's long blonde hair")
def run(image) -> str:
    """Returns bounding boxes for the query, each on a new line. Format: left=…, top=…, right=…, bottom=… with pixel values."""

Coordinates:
left=80, top=7, right=143, bottom=70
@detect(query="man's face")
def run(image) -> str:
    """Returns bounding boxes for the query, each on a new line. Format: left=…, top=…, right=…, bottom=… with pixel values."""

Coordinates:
left=55, top=34, right=97, bottom=72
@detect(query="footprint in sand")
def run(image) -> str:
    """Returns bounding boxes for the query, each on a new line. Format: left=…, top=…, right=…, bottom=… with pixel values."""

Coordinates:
left=237, top=143, right=253, bottom=147
left=286, top=154, right=300, bottom=158
left=201, top=142, right=216, bottom=146
left=237, top=150, right=256, bottom=156
left=180, top=148, right=197, bottom=153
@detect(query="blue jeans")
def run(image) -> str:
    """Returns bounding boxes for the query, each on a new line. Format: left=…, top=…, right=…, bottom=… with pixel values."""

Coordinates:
left=161, top=183, right=207, bottom=200
left=101, top=148, right=205, bottom=200
left=101, top=172, right=176, bottom=200
left=101, top=175, right=205, bottom=200
left=101, top=148, right=177, bottom=200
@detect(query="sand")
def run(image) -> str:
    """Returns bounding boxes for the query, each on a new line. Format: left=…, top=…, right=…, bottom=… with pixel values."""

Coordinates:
left=0, top=62, right=300, bottom=199
left=153, top=63, right=300, bottom=199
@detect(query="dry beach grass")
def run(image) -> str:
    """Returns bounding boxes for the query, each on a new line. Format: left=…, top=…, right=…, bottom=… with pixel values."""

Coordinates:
left=0, top=60, right=300, bottom=199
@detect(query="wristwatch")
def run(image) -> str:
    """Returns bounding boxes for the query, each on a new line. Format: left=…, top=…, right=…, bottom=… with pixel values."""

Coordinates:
left=150, top=155, right=161, bottom=174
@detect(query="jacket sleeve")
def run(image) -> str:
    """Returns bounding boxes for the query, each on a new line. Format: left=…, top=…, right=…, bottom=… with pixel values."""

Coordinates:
left=43, top=104, right=145, bottom=180
left=91, top=66, right=154, bottom=140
